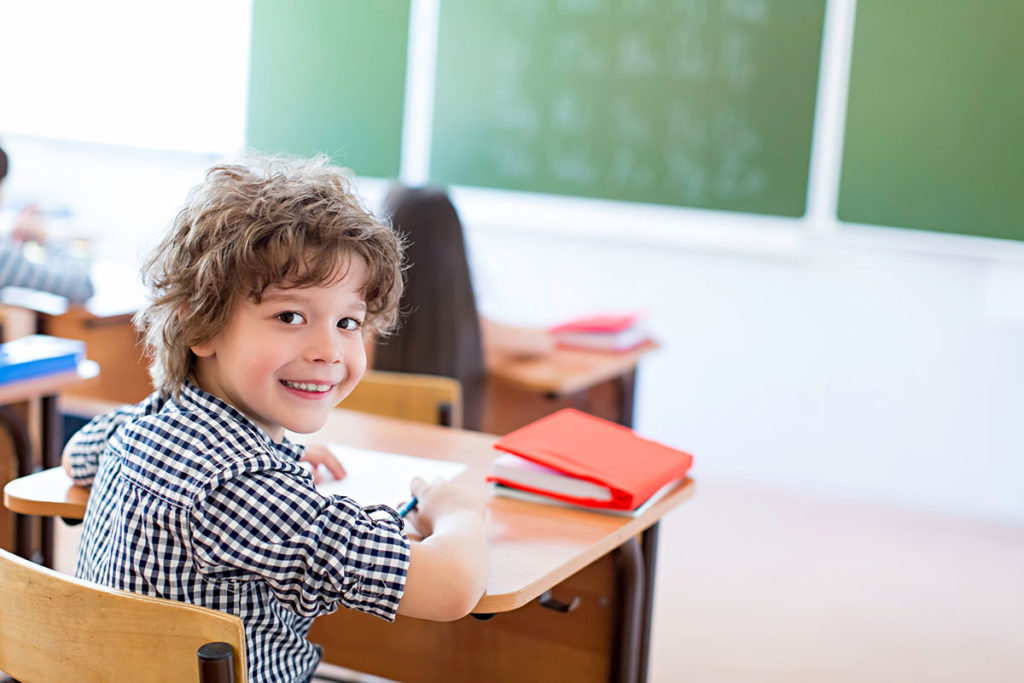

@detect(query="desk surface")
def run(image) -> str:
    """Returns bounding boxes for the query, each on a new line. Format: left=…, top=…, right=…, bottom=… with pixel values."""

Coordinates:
left=5, top=407, right=693, bottom=614
left=0, top=360, right=100, bottom=405
left=486, top=341, right=658, bottom=396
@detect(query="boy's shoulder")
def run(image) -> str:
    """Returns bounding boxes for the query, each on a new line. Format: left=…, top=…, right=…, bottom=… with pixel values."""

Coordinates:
left=113, top=386, right=306, bottom=498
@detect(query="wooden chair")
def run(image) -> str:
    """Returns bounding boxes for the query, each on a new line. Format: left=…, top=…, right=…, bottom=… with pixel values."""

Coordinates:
left=0, top=547, right=246, bottom=683
left=339, top=370, right=463, bottom=428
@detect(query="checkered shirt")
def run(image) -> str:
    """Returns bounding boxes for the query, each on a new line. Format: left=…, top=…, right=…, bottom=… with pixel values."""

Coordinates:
left=67, top=382, right=411, bottom=683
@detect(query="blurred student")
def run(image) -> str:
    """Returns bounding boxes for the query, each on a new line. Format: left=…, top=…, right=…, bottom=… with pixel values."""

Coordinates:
left=0, top=143, right=94, bottom=303
left=373, top=186, right=552, bottom=431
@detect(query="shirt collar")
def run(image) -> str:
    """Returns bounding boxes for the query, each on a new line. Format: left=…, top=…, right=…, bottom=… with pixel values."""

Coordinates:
left=175, top=381, right=306, bottom=462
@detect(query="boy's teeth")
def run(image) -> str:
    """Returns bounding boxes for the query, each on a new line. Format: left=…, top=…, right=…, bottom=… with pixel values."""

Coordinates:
left=283, top=381, right=331, bottom=392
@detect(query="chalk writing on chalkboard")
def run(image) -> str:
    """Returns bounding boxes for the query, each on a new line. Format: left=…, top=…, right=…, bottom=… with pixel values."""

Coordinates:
left=430, top=0, right=826, bottom=217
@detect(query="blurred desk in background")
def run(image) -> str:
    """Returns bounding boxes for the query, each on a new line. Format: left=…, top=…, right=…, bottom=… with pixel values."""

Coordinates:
left=483, top=341, right=658, bottom=434
left=0, top=360, right=98, bottom=567
left=42, top=306, right=152, bottom=404
left=0, top=258, right=150, bottom=404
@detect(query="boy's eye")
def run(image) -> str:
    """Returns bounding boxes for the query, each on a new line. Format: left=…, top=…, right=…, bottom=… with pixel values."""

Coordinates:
left=277, top=311, right=306, bottom=325
left=338, top=317, right=362, bottom=331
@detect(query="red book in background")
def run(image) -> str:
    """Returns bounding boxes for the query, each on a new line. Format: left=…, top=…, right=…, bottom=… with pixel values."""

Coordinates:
left=488, top=408, right=693, bottom=511
left=549, top=313, right=651, bottom=352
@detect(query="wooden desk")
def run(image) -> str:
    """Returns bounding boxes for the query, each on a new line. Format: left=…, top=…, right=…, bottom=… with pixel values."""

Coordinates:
left=0, top=361, right=99, bottom=567
left=483, top=342, right=658, bottom=433
left=43, top=307, right=153, bottom=404
left=5, top=408, right=693, bottom=682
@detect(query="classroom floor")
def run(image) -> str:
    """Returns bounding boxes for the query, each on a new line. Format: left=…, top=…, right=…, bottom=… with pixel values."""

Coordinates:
left=47, top=479, right=1024, bottom=682
left=649, top=478, right=1024, bottom=683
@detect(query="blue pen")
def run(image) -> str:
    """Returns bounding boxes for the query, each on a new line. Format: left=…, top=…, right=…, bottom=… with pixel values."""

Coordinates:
left=397, top=496, right=418, bottom=518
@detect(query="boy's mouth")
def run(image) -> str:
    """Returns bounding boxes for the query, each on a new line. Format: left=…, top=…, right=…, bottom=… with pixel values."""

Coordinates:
left=280, top=380, right=335, bottom=393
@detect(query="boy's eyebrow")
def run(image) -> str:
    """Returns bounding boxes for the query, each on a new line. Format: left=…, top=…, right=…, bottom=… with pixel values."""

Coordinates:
left=262, top=289, right=368, bottom=311
left=260, top=290, right=310, bottom=305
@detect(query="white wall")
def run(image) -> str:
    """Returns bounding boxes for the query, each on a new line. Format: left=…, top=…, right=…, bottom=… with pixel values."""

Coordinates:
left=466, top=220, right=1024, bottom=524
left=2, top=0, right=1022, bottom=525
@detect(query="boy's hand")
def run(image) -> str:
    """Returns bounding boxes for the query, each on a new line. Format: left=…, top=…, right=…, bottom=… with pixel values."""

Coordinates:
left=300, top=444, right=346, bottom=484
left=404, top=475, right=486, bottom=538
left=397, top=475, right=489, bottom=620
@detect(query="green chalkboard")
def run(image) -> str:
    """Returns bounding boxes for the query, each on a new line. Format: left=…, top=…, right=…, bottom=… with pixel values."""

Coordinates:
left=246, top=0, right=410, bottom=179
left=838, top=1, right=1024, bottom=242
left=429, top=0, right=826, bottom=217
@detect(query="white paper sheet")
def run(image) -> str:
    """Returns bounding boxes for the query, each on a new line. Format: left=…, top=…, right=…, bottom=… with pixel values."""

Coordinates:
left=315, top=444, right=467, bottom=509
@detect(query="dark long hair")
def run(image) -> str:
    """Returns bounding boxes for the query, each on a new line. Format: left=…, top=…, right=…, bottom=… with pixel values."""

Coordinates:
left=373, top=186, right=486, bottom=430
left=0, top=144, right=9, bottom=183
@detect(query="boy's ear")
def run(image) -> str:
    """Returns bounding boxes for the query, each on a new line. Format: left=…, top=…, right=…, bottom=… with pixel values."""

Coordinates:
left=190, top=340, right=215, bottom=358
left=179, top=306, right=215, bottom=357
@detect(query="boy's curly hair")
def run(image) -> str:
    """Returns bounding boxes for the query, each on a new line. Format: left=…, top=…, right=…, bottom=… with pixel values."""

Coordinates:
left=135, top=156, right=404, bottom=396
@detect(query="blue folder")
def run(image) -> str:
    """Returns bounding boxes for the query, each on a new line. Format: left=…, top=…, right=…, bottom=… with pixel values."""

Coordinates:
left=0, top=335, right=85, bottom=384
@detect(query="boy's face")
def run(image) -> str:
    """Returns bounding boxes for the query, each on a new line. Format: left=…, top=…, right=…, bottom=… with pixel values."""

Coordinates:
left=191, top=255, right=369, bottom=441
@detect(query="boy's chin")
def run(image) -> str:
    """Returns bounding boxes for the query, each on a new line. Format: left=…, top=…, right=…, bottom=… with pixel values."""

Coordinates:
left=283, top=415, right=332, bottom=436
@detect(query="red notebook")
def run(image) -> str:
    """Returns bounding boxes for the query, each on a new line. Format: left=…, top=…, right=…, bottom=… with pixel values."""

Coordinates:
left=548, top=313, right=642, bottom=334
left=548, top=313, right=652, bottom=352
left=488, top=409, right=693, bottom=511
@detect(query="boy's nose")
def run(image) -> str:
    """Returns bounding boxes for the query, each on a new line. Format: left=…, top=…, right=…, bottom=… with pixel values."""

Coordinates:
left=306, top=328, right=343, bottom=363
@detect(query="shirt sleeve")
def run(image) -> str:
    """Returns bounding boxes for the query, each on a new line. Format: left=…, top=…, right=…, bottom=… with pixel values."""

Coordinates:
left=0, top=241, right=95, bottom=303
left=65, top=392, right=166, bottom=486
left=190, top=469, right=411, bottom=621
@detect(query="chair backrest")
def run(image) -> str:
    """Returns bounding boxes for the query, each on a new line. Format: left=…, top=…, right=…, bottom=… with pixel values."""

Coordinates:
left=339, top=370, right=463, bottom=428
left=0, top=547, right=247, bottom=683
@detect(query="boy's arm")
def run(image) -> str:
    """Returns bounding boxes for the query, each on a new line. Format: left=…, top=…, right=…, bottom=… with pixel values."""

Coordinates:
left=191, top=470, right=411, bottom=620
left=189, top=470, right=486, bottom=622
left=62, top=411, right=121, bottom=482
left=61, top=393, right=165, bottom=483
left=398, top=477, right=489, bottom=621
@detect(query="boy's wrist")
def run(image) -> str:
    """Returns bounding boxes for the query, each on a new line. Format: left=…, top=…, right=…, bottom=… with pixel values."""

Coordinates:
left=431, top=508, right=486, bottom=535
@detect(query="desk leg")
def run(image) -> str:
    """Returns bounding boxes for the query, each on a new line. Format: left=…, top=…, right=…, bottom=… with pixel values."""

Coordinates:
left=40, top=395, right=61, bottom=568
left=0, top=397, right=61, bottom=568
left=613, top=537, right=644, bottom=683
left=617, top=368, right=636, bottom=428
left=612, top=522, right=660, bottom=683
left=0, top=405, right=36, bottom=562
left=638, top=524, right=659, bottom=683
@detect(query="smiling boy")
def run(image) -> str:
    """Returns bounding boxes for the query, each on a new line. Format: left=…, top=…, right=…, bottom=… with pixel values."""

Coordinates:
left=62, top=157, right=488, bottom=683
left=191, top=259, right=370, bottom=440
